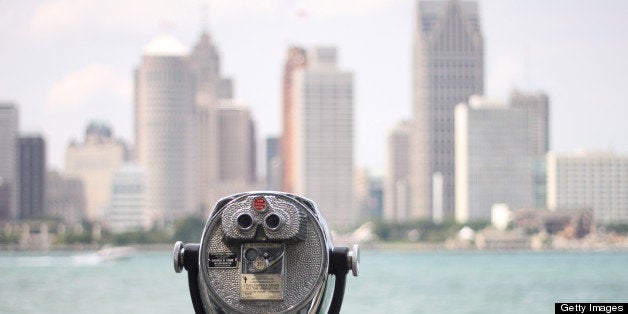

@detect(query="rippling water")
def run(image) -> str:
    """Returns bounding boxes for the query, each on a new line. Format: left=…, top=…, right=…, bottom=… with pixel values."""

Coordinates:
left=1, top=250, right=626, bottom=313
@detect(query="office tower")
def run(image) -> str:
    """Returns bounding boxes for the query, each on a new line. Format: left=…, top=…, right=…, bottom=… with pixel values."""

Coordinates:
left=410, top=0, right=484, bottom=220
left=509, top=91, right=550, bottom=155
left=265, top=136, right=282, bottom=191
left=547, top=151, right=628, bottom=224
left=189, top=31, right=232, bottom=210
left=66, top=121, right=126, bottom=222
left=281, top=47, right=307, bottom=193
left=455, top=96, right=540, bottom=222
left=509, top=90, right=550, bottom=206
left=106, top=164, right=147, bottom=233
left=384, top=120, right=413, bottom=222
left=18, top=135, right=46, bottom=220
left=216, top=100, right=257, bottom=183
left=204, top=100, right=261, bottom=208
left=0, top=103, right=18, bottom=221
left=283, top=47, right=354, bottom=228
left=46, top=170, right=86, bottom=225
left=135, top=35, right=196, bottom=223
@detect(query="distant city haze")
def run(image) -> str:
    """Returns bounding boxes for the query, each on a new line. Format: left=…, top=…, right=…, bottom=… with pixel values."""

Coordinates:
left=2, top=0, right=628, bottom=173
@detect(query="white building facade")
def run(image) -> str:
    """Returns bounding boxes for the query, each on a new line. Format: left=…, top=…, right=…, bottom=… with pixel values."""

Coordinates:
left=0, top=103, right=18, bottom=221
left=135, top=35, right=196, bottom=224
left=106, top=164, right=147, bottom=233
left=65, top=122, right=126, bottom=222
left=547, top=151, right=628, bottom=224
left=290, top=47, right=355, bottom=228
left=384, top=120, right=413, bottom=223
left=455, top=96, right=538, bottom=223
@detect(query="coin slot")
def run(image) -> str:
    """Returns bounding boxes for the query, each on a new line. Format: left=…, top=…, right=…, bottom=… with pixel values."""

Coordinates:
left=244, top=248, right=259, bottom=262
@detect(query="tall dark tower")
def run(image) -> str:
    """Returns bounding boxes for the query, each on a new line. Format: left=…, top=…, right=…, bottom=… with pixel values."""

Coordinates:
left=410, top=0, right=484, bottom=220
left=18, top=136, right=46, bottom=220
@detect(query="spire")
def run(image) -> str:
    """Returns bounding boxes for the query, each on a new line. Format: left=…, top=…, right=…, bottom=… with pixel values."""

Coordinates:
left=201, top=0, right=210, bottom=33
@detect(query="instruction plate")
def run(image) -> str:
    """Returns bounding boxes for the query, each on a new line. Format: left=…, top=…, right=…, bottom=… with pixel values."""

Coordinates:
left=240, top=274, right=283, bottom=300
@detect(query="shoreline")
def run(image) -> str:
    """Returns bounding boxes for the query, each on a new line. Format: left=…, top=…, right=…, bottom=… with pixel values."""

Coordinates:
left=3, top=241, right=628, bottom=253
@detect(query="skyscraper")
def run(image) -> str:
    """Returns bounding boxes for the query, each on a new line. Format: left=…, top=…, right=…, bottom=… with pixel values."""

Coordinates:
left=283, top=47, right=354, bottom=228
left=265, top=136, right=282, bottom=191
left=509, top=90, right=550, bottom=206
left=0, top=103, right=18, bottom=221
left=188, top=31, right=233, bottom=210
left=410, top=0, right=484, bottom=220
left=202, top=100, right=262, bottom=209
left=65, top=121, right=126, bottom=222
left=281, top=47, right=307, bottom=193
left=18, top=135, right=46, bottom=220
left=384, top=120, right=413, bottom=223
left=455, top=96, right=540, bottom=222
left=216, top=100, right=257, bottom=184
left=509, top=90, right=550, bottom=155
left=135, top=35, right=195, bottom=224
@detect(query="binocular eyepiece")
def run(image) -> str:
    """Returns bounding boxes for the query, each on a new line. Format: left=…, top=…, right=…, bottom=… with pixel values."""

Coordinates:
left=173, top=191, right=359, bottom=314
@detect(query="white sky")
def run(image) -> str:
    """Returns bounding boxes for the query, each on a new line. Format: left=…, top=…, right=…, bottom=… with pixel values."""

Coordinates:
left=2, top=0, right=628, bottom=174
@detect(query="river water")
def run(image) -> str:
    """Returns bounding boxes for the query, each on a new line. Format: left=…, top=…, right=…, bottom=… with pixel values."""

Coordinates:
left=0, top=250, right=626, bottom=313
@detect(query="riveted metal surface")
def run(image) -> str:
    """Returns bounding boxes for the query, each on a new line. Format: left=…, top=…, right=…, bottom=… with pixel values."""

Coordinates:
left=199, top=192, right=330, bottom=313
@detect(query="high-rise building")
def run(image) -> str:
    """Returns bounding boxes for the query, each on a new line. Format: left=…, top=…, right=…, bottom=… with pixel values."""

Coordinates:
left=455, top=96, right=544, bottom=222
left=509, top=90, right=550, bottom=206
left=509, top=90, right=550, bottom=156
left=216, top=100, right=257, bottom=183
left=105, top=164, right=147, bottom=233
left=66, top=121, right=126, bottom=222
left=283, top=47, right=354, bottom=228
left=136, top=31, right=256, bottom=219
left=45, top=170, right=85, bottom=225
left=0, top=103, right=18, bottom=221
left=18, top=135, right=46, bottom=220
left=135, top=35, right=196, bottom=223
left=203, top=100, right=262, bottom=208
left=384, top=120, right=413, bottom=223
left=547, top=151, right=628, bottom=224
left=410, top=0, right=484, bottom=220
left=281, top=47, right=307, bottom=193
left=265, top=136, right=282, bottom=191
left=188, top=31, right=233, bottom=210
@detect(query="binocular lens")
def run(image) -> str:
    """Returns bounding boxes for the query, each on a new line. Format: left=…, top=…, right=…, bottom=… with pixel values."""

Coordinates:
left=237, top=213, right=254, bottom=230
left=265, top=213, right=281, bottom=230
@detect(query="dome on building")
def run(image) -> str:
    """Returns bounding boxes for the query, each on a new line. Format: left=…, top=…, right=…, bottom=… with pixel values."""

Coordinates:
left=142, top=35, right=189, bottom=56
left=85, top=120, right=112, bottom=139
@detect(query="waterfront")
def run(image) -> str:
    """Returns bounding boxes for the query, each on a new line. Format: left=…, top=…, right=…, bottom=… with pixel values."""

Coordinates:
left=1, top=250, right=627, bottom=313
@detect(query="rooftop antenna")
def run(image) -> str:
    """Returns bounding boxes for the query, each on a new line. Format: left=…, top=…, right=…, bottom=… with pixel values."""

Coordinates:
left=521, top=2, right=531, bottom=91
left=201, top=0, right=210, bottom=33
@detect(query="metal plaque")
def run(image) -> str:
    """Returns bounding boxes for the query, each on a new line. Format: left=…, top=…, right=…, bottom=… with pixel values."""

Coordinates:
left=240, top=243, right=285, bottom=300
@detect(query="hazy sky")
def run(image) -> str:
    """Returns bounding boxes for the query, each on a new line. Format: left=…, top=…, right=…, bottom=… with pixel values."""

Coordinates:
left=2, top=0, right=628, bottom=174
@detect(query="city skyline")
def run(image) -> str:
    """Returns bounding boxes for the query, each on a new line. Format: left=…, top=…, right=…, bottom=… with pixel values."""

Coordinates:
left=2, top=0, right=628, bottom=174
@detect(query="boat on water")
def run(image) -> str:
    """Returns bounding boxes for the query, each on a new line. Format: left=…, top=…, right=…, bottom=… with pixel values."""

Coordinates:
left=96, top=245, right=135, bottom=262
left=73, top=245, right=135, bottom=265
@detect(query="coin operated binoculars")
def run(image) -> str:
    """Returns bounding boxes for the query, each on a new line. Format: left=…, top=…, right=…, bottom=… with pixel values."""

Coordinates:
left=173, top=191, right=360, bottom=314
